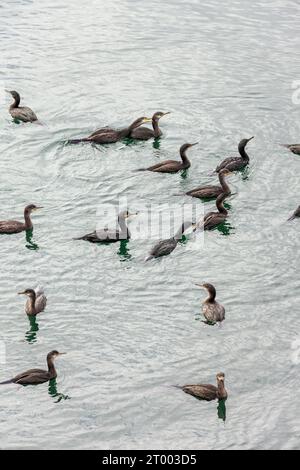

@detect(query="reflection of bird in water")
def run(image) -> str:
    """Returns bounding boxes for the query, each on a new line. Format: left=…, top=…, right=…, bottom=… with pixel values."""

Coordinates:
left=288, top=205, right=300, bottom=221
left=0, top=351, right=65, bottom=386
left=177, top=373, right=227, bottom=401
left=216, top=137, right=254, bottom=172
left=75, top=211, right=137, bottom=243
left=281, top=144, right=300, bottom=155
left=25, top=316, right=39, bottom=345
left=5, top=90, right=38, bottom=123
left=18, top=286, right=47, bottom=316
left=0, top=204, right=42, bottom=234
left=198, top=192, right=229, bottom=231
left=195, top=283, right=225, bottom=324
left=131, top=111, right=170, bottom=140
left=68, top=117, right=152, bottom=144
left=185, top=168, right=232, bottom=199
left=136, top=143, right=197, bottom=173
left=146, top=221, right=196, bottom=261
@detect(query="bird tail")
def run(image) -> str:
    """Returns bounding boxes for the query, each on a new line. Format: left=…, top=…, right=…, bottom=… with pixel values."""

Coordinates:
left=288, top=215, right=295, bottom=222
left=172, top=385, right=183, bottom=390
left=0, top=379, right=13, bottom=385
left=67, top=138, right=89, bottom=145
left=133, top=168, right=146, bottom=172
left=145, top=255, right=154, bottom=262
left=280, top=144, right=291, bottom=149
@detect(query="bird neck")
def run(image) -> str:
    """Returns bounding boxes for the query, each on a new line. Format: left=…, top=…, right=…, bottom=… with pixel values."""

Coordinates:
left=216, top=195, right=228, bottom=215
left=10, top=94, right=20, bottom=109
left=118, top=217, right=130, bottom=238
left=219, top=173, right=230, bottom=194
left=205, top=287, right=216, bottom=303
left=217, top=381, right=227, bottom=399
left=47, top=357, right=57, bottom=379
left=24, top=211, right=33, bottom=230
left=238, top=144, right=249, bottom=160
left=152, top=119, right=161, bottom=138
left=180, top=148, right=191, bottom=167
left=28, top=294, right=36, bottom=313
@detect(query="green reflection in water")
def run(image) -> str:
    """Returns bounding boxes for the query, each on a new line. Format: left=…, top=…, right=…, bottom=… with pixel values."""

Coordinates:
left=25, top=229, right=39, bottom=250
left=217, top=398, right=227, bottom=422
left=25, top=315, right=39, bottom=344
left=48, top=378, right=71, bottom=403
left=118, top=240, right=131, bottom=261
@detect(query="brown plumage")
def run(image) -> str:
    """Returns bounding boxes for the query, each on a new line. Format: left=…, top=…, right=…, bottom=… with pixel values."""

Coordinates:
left=6, top=90, right=38, bottom=123
left=68, top=117, right=152, bottom=144
left=0, top=204, right=42, bottom=234
left=179, top=373, right=227, bottom=401
left=197, top=192, right=229, bottom=231
left=185, top=168, right=232, bottom=199
left=18, top=287, right=47, bottom=316
left=130, top=111, right=170, bottom=140
left=137, top=143, right=197, bottom=173
left=216, top=137, right=254, bottom=172
left=195, top=283, right=225, bottom=324
left=0, top=351, right=65, bottom=386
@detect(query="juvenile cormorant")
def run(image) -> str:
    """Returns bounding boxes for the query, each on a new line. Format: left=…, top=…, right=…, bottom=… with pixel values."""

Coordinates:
left=68, top=117, right=152, bottom=144
left=177, top=373, right=227, bottom=401
left=0, top=351, right=65, bottom=386
left=197, top=192, right=229, bottom=231
left=146, top=221, right=196, bottom=261
left=5, top=90, right=38, bottom=123
left=216, top=137, right=254, bottom=173
left=75, top=210, right=137, bottom=243
left=195, top=283, right=225, bottom=324
left=18, top=286, right=47, bottom=316
left=281, top=144, right=300, bottom=155
left=0, top=204, right=42, bottom=234
left=185, top=168, right=232, bottom=199
left=137, top=143, right=197, bottom=173
left=130, top=111, right=170, bottom=140
left=288, top=205, right=300, bottom=221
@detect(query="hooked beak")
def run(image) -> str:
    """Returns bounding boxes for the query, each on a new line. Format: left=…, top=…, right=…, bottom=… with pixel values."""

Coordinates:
left=247, top=136, right=255, bottom=142
left=162, top=112, right=171, bottom=117
left=190, top=142, right=199, bottom=147
left=5, top=89, right=12, bottom=95
left=194, top=283, right=204, bottom=288
left=58, top=352, right=66, bottom=355
left=33, top=206, right=43, bottom=211
left=18, top=291, right=26, bottom=295
left=128, top=211, right=139, bottom=218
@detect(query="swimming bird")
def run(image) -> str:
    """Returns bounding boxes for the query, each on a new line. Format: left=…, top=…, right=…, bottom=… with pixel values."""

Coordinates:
left=185, top=168, right=232, bottom=199
left=5, top=90, right=38, bottom=123
left=18, top=286, right=47, bottom=316
left=75, top=210, right=137, bottom=243
left=146, top=221, right=196, bottom=261
left=281, top=144, right=300, bottom=155
left=197, top=192, right=229, bottom=231
left=0, top=351, right=65, bottom=386
left=288, top=205, right=300, bottom=221
left=216, top=137, right=254, bottom=173
left=137, top=143, right=197, bottom=173
left=68, top=117, right=152, bottom=144
left=177, top=373, right=227, bottom=401
left=130, top=111, right=170, bottom=140
left=0, top=204, right=42, bottom=234
left=195, top=283, right=225, bottom=324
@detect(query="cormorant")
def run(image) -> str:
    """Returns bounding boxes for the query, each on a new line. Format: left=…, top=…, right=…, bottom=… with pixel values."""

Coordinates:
left=146, top=221, right=196, bottom=261
left=216, top=137, right=254, bottom=172
left=195, top=283, right=225, bottom=324
left=130, top=111, right=170, bottom=140
left=137, top=143, right=197, bottom=173
left=0, top=205, right=42, bottom=234
left=177, top=373, right=227, bottom=401
left=185, top=168, right=232, bottom=199
left=0, top=351, right=65, bottom=386
left=6, top=90, right=38, bottom=123
left=18, top=286, right=47, bottom=316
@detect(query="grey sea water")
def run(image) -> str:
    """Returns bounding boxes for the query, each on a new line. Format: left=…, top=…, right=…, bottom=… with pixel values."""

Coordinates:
left=0, top=0, right=299, bottom=450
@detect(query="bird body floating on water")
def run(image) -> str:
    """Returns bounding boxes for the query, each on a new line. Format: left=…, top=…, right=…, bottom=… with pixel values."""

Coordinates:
left=196, top=283, right=225, bottom=324
left=0, top=204, right=42, bottom=234
left=177, top=373, right=227, bottom=401
left=137, top=143, right=197, bottom=174
left=0, top=351, right=65, bottom=386
left=281, top=144, right=300, bottom=155
left=288, top=205, right=300, bottom=221
left=198, top=192, right=229, bottom=231
left=146, top=221, right=196, bottom=261
left=185, top=168, right=232, bottom=199
left=75, top=210, right=137, bottom=243
left=131, top=111, right=170, bottom=140
left=6, top=90, right=38, bottom=123
left=18, top=286, right=47, bottom=316
left=68, top=117, right=152, bottom=144
left=216, top=137, right=254, bottom=173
